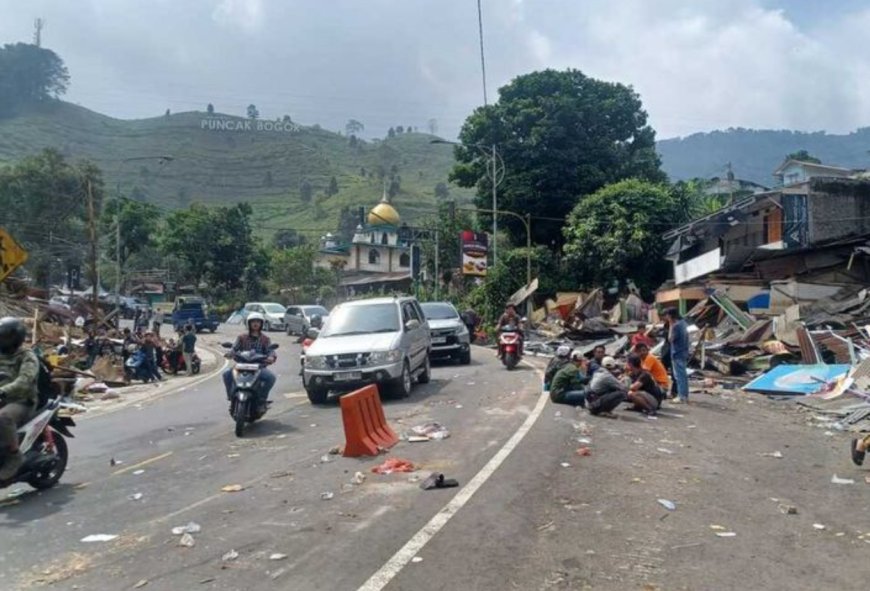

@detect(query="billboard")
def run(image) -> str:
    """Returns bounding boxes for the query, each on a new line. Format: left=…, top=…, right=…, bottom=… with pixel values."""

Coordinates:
left=460, top=230, right=488, bottom=277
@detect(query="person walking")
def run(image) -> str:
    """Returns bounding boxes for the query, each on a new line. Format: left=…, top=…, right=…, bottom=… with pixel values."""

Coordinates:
left=153, top=309, right=164, bottom=337
left=181, top=325, right=197, bottom=376
left=664, top=308, right=690, bottom=404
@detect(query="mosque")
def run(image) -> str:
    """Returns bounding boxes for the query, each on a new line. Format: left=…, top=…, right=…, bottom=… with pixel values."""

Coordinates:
left=315, top=193, right=413, bottom=294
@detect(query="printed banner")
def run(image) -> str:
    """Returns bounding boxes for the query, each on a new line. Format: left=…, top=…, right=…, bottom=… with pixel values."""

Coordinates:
left=460, top=230, right=488, bottom=277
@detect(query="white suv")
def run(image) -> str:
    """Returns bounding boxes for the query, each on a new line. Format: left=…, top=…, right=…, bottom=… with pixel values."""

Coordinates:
left=302, top=296, right=431, bottom=404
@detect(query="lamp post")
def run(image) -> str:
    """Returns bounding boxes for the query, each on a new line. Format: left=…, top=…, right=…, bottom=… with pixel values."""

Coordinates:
left=430, top=139, right=503, bottom=267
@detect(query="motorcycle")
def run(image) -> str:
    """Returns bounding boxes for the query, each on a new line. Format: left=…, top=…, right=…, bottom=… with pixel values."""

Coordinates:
left=221, top=342, right=279, bottom=437
left=161, top=350, right=202, bottom=375
left=498, top=324, right=523, bottom=370
left=0, top=376, right=81, bottom=491
left=124, top=347, right=154, bottom=383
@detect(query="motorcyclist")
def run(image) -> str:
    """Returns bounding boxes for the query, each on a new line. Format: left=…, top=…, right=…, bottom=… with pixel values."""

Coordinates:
left=222, top=312, right=276, bottom=410
left=0, top=317, right=40, bottom=480
left=496, top=304, right=524, bottom=357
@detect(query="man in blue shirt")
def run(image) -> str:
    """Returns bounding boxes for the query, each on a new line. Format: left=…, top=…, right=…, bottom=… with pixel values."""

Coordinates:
left=664, top=308, right=690, bottom=403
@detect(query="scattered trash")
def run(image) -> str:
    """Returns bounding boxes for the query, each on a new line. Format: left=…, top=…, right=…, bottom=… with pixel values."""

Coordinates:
left=328, top=445, right=341, bottom=455
left=270, top=553, right=288, bottom=561
left=760, top=451, right=784, bottom=459
left=81, top=534, right=118, bottom=543
left=715, top=532, right=737, bottom=538
left=221, top=484, right=246, bottom=493
left=270, top=470, right=293, bottom=479
left=657, top=499, right=677, bottom=511
left=109, top=457, right=121, bottom=466
left=171, top=522, right=201, bottom=535
left=227, top=453, right=240, bottom=458
left=419, top=472, right=459, bottom=490
left=320, top=454, right=332, bottom=463
left=576, top=447, right=592, bottom=457
left=454, top=404, right=463, bottom=409
left=134, top=580, right=148, bottom=589
left=132, top=469, right=145, bottom=476
left=411, top=556, right=423, bottom=563
left=560, top=462, right=571, bottom=468
left=709, top=525, right=727, bottom=531
left=320, top=491, right=334, bottom=501
left=371, top=457, right=416, bottom=474
left=128, top=493, right=143, bottom=501
left=656, top=448, right=674, bottom=455
left=178, top=533, right=196, bottom=547
left=831, top=474, right=855, bottom=485
left=813, top=523, right=826, bottom=530
left=865, top=475, right=870, bottom=485
left=408, top=422, right=451, bottom=441
left=221, top=549, right=239, bottom=562
left=576, top=437, right=592, bottom=445
left=778, top=504, right=798, bottom=515
left=351, top=471, right=366, bottom=485
left=408, top=436, right=430, bottom=443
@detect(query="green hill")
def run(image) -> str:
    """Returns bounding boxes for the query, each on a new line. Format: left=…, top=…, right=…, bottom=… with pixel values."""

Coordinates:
left=0, top=101, right=473, bottom=236
left=657, top=128, right=870, bottom=186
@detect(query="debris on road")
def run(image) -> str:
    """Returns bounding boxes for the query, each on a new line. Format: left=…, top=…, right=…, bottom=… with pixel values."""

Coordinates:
left=221, top=484, right=246, bottom=492
left=715, top=532, right=737, bottom=538
left=132, top=469, right=145, bottom=476
left=328, top=445, right=342, bottom=455
left=371, top=457, right=416, bottom=474
left=760, top=451, right=784, bottom=459
left=134, top=579, right=148, bottom=588
left=270, top=470, right=293, bottom=479
left=411, top=556, right=423, bottom=563
left=80, top=534, right=118, bottom=543
left=560, top=462, right=571, bottom=468
left=320, top=491, right=334, bottom=500
left=831, top=474, right=855, bottom=485
left=171, top=522, right=201, bottom=535
left=221, top=549, right=239, bottom=562
left=420, top=472, right=459, bottom=490
left=351, top=471, right=366, bottom=485
left=128, top=493, right=143, bottom=501
left=813, top=523, right=827, bottom=530
left=269, top=553, right=288, bottom=561
left=657, top=499, right=677, bottom=511
left=576, top=446, right=592, bottom=457
left=406, top=422, right=451, bottom=441
left=178, top=533, right=196, bottom=548
left=320, top=454, right=332, bottom=463
left=778, top=503, right=799, bottom=515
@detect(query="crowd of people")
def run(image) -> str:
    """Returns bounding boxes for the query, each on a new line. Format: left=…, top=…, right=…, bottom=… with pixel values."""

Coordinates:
left=543, top=307, right=691, bottom=418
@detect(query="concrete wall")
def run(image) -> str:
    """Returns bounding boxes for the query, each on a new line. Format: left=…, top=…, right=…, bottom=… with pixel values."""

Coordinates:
left=808, top=179, right=870, bottom=244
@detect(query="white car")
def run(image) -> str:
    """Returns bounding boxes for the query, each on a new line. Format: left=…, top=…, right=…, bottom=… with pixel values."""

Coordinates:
left=243, top=302, right=287, bottom=332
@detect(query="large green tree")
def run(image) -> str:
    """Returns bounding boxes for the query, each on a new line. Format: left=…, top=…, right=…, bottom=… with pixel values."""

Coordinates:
left=450, top=69, right=665, bottom=245
left=562, top=179, right=686, bottom=293
left=100, top=197, right=162, bottom=273
left=0, top=43, right=69, bottom=117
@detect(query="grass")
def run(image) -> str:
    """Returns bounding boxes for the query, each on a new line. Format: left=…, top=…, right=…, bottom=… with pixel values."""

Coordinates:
left=0, top=101, right=474, bottom=237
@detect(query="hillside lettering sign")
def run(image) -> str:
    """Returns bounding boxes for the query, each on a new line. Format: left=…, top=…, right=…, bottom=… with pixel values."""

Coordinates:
left=200, top=118, right=300, bottom=133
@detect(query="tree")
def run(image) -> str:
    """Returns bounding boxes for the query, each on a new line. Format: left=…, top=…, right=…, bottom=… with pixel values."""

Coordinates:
left=165, top=108, right=170, bottom=117
left=396, top=125, right=404, bottom=134
left=434, top=182, right=450, bottom=199
left=346, top=119, right=364, bottom=136
left=406, top=126, right=412, bottom=134
left=360, top=167, right=367, bottom=177
left=427, top=118, right=438, bottom=135
left=100, top=197, right=162, bottom=280
left=272, top=228, right=306, bottom=249
left=786, top=149, right=821, bottom=164
left=299, top=180, right=313, bottom=203
left=387, top=127, right=396, bottom=138
left=388, top=177, right=401, bottom=198
left=206, top=103, right=215, bottom=114
left=348, top=134, right=359, bottom=148
left=247, top=104, right=259, bottom=120
left=451, top=69, right=665, bottom=246
left=562, top=179, right=683, bottom=293
left=282, top=114, right=292, bottom=123
left=0, top=43, right=69, bottom=117
left=327, top=176, right=339, bottom=197
left=337, top=206, right=360, bottom=244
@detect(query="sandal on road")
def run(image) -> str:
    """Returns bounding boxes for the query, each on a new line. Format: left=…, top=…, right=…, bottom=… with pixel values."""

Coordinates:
left=420, top=472, right=459, bottom=490
left=851, top=439, right=865, bottom=466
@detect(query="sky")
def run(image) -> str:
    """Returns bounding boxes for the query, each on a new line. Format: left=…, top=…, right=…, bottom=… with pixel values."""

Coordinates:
left=2, top=0, right=869, bottom=140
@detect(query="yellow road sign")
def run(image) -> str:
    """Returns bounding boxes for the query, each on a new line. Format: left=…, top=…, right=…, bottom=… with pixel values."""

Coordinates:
left=0, top=229, right=28, bottom=283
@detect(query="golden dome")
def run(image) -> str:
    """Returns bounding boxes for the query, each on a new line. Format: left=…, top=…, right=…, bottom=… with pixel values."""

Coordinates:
left=368, top=200, right=400, bottom=226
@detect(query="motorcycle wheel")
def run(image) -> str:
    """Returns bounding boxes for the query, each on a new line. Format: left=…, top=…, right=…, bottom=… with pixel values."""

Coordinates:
left=193, top=360, right=201, bottom=375
left=504, top=352, right=518, bottom=370
left=234, top=399, right=248, bottom=437
left=27, top=431, right=68, bottom=490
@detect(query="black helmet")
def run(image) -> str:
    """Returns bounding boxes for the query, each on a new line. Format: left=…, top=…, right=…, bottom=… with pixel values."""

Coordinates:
left=0, top=317, right=27, bottom=355
left=310, top=315, right=323, bottom=329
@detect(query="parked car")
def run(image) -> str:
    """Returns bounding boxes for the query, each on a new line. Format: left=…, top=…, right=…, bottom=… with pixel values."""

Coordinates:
left=284, top=305, right=329, bottom=336
left=302, top=296, right=431, bottom=404
left=420, top=302, right=471, bottom=365
left=243, top=302, right=287, bottom=332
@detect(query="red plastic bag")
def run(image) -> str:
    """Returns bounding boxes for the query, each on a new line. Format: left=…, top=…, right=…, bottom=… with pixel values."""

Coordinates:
left=371, top=457, right=416, bottom=474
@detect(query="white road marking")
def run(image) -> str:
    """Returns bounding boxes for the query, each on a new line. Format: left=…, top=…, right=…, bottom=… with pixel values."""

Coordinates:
left=357, top=362, right=546, bottom=591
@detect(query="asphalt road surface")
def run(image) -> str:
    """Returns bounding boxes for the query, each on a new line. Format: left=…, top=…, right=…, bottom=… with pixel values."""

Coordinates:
left=1, top=326, right=868, bottom=590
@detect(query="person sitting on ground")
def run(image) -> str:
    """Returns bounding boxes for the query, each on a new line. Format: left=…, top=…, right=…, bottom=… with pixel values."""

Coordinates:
left=625, top=354, right=662, bottom=416
left=544, top=345, right=573, bottom=390
left=549, top=351, right=591, bottom=407
left=630, top=323, right=656, bottom=349
left=588, top=345, right=606, bottom=376
left=586, top=356, right=629, bottom=416
left=851, top=434, right=870, bottom=466
left=633, top=342, right=670, bottom=391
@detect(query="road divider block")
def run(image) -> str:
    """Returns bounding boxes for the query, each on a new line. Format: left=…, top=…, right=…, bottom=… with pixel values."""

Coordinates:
left=341, top=385, right=398, bottom=457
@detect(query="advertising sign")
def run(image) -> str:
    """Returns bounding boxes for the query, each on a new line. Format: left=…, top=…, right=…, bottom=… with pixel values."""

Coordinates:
left=460, top=230, right=488, bottom=277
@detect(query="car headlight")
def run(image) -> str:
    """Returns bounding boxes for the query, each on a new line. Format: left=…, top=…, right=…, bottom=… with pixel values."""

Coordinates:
left=369, top=350, right=402, bottom=364
left=306, top=355, right=326, bottom=369
left=456, top=325, right=469, bottom=336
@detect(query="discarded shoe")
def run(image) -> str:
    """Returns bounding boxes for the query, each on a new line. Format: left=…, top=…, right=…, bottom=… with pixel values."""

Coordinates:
left=420, top=472, right=459, bottom=490
left=851, top=438, right=865, bottom=466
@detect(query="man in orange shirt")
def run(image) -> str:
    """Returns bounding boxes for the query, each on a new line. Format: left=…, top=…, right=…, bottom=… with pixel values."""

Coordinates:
left=634, top=343, right=669, bottom=390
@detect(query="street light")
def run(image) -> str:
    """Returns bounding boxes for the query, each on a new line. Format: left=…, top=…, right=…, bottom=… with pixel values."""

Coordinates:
left=430, top=139, right=504, bottom=267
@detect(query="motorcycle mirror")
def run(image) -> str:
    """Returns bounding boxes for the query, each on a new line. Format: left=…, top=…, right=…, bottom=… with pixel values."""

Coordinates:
left=269, top=343, right=280, bottom=351
left=221, top=342, right=233, bottom=348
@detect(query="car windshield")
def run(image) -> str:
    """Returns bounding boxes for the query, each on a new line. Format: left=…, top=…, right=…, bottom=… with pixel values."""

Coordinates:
left=303, top=306, right=329, bottom=317
left=262, top=304, right=286, bottom=314
left=421, top=303, right=459, bottom=320
left=321, top=303, right=399, bottom=337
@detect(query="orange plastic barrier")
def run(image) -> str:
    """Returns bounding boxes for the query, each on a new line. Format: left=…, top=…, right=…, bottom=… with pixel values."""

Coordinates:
left=341, top=384, right=398, bottom=457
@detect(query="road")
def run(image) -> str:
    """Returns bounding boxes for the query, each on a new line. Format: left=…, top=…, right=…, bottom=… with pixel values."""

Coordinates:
left=1, top=326, right=869, bottom=590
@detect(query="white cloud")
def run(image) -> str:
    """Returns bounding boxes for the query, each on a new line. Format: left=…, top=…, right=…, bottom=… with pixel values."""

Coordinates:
left=526, top=30, right=551, bottom=64
left=212, top=0, right=264, bottom=32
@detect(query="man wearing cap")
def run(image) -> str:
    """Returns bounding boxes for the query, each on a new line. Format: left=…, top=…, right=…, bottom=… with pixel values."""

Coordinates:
left=587, top=356, right=628, bottom=416
left=549, top=351, right=591, bottom=406
left=544, top=345, right=572, bottom=391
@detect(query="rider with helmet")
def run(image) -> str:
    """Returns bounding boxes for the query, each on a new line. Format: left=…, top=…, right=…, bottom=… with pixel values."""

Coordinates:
left=0, top=317, right=40, bottom=480
left=222, top=313, right=277, bottom=409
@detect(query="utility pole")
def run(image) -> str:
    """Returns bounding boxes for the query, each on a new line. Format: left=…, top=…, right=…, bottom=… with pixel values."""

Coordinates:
left=86, top=178, right=99, bottom=310
left=434, top=229, right=440, bottom=300
left=476, top=0, right=488, bottom=106
left=116, top=212, right=122, bottom=311
left=491, top=144, right=498, bottom=267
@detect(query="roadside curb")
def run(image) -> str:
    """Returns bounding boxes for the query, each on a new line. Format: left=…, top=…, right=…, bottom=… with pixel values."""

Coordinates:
left=77, top=342, right=229, bottom=421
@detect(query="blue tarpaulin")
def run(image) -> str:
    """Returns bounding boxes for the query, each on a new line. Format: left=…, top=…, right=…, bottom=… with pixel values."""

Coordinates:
left=744, top=364, right=851, bottom=395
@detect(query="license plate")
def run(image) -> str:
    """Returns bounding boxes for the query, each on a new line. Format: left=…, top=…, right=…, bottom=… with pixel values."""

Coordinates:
left=334, top=372, right=362, bottom=382
left=432, top=337, right=447, bottom=344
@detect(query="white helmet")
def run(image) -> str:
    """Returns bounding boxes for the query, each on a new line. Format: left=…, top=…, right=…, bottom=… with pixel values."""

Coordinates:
left=555, top=345, right=572, bottom=358
left=246, top=312, right=265, bottom=331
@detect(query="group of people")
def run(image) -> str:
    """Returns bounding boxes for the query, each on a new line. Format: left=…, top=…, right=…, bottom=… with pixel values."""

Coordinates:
left=543, top=308, right=691, bottom=417
left=133, top=307, right=165, bottom=336
left=122, top=324, right=198, bottom=382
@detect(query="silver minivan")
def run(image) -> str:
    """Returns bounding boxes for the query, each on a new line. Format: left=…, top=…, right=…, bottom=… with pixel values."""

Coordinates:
left=302, top=296, right=431, bottom=404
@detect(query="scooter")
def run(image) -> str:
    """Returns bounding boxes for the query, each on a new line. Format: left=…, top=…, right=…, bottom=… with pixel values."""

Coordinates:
left=0, top=384, right=81, bottom=492
left=498, top=325, right=523, bottom=370
left=124, top=347, right=154, bottom=383
left=221, top=342, right=279, bottom=437
left=161, top=350, right=202, bottom=375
